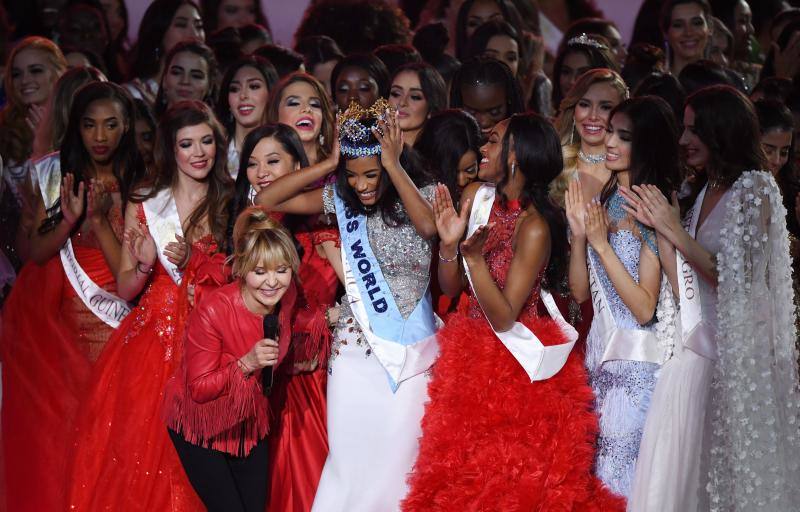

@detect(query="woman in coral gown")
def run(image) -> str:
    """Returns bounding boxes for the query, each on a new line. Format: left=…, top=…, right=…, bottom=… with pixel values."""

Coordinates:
left=0, top=82, right=141, bottom=512
left=403, top=113, right=624, bottom=511
left=67, top=101, right=232, bottom=511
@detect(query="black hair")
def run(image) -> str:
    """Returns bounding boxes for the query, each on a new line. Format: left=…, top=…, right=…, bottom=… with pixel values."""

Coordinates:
left=551, top=37, right=618, bottom=108
left=499, top=113, right=568, bottom=292
left=200, top=0, right=271, bottom=35
left=631, top=0, right=668, bottom=49
left=330, top=53, right=391, bottom=102
left=71, top=0, right=130, bottom=81
left=449, top=56, right=524, bottom=115
left=414, top=109, right=481, bottom=200
left=239, top=23, right=272, bottom=47
left=563, top=17, right=624, bottom=59
left=678, top=59, right=733, bottom=95
left=390, top=62, right=448, bottom=116
left=755, top=99, right=798, bottom=235
left=686, top=85, right=766, bottom=185
left=464, top=19, right=525, bottom=78
left=295, top=35, right=343, bottom=72
left=227, top=123, right=308, bottom=251
left=412, top=22, right=462, bottom=86
left=215, top=55, right=278, bottom=135
left=621, top=43, right=666, bottom=91
left=154, top=40, right=219, bottom=116
left=373, top=44, right=422, bottom=76
left=128, top=0, right=201, bottom=81
left=253, top=44, right=304, bottom=78
left=454, top=0, right=525, bottom=60
left=41, top=82, right=144, bottom=233
left=206, top=26, right=244, bottom=74
left=335, top=118, right=432, bottom=226
left=751, top=77, right=796, bottom=103
left=599, top=96, right=682, bottom=204
left=762, top=20, right=800, bottom=82
left=633, top=72, right=687, bottom=122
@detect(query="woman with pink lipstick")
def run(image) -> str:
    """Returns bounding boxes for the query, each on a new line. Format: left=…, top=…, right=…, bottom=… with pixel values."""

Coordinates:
left=67, top=101, right=232, bottom=511
left=216, top=55, right=279, bottom=179
left=388, top=62, right=447, bottom=147
left=267, top=72, right=335, bottom=166
left=661, top=0, right=711, bottom=76
left=565, top=96, right=680, bottom=500
left=626, top=86, right=800, bottom=511
left=1, top=81, right=142, bottom=512
left=155, top=40, right=218, bottom=116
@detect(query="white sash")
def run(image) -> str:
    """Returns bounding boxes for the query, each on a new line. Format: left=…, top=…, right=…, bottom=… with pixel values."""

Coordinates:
left=341, top=250, right=441, bottom=387
left=36, top=154, right=132, bottom=328
left=677, top=185, right=717, bottom=360
left=587, top=253, right=664, bottom=363
left=464, top=184, right=577, bottom=381
left=142, top=188, right=184, bottom=285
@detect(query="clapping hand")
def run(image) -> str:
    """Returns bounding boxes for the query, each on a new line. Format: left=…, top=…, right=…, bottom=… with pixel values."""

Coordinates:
left=60, top=173, right=85, bottom=228
left=565, top=179, right=587, bottom=240
left=433, top=183, right=470, bottom=250
left=124, top=224, right=156, bottom=268
left=164, top=234, right=191, bottom=269
left=584, top=201, right=610, bottom=250
left=460, top=223, right=492, bottom=263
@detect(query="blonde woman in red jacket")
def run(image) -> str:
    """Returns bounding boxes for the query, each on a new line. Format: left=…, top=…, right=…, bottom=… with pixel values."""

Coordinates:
left=163, top=206, right=300, bottom=512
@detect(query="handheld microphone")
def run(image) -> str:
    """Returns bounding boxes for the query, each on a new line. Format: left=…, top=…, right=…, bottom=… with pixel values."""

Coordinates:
left=261, top=313, right=278, bottom=396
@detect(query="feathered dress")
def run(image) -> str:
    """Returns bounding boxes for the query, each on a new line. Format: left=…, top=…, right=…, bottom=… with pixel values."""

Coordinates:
left=403, top=198, right=625, bottom=512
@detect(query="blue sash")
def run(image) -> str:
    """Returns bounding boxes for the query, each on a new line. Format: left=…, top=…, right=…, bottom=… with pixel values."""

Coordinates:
left=333, top=184, right=438, bottom=389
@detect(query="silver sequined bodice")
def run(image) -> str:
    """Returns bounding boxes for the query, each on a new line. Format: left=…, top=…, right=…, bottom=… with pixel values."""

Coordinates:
left=325, top=183, right=434, bottom=323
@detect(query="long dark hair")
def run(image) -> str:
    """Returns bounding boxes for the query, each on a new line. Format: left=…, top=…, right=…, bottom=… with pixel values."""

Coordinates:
left=464, top=19, right=525, bottom=78
left=136, top=101, right=232, bottom=244
left=449, top=56, right=524, bottom=115
left=686, top=85, right=765, bottom=186
left=128, top=0, right=202, bottom=81
left=390, top=62, right=448, bottom=115
left=227, top=123, right=308, bottom=251
left=215, top=55, right=278, bottom=135
left=414, top=109, right=481, bottom=201
left=498, top=113, right=567, bottom=291
left=155, top=40, right=218, bottom=116
left=40, top=82, right=143, bottom=233
left=454, top=0, right=524, bottom=60
left=599, top=96, right=682, bottom=204
left=755, top=99, right=798, bottom=235
left=200, top=0, right=271, bottom=35
left=335, top=122, right=432, bottom=227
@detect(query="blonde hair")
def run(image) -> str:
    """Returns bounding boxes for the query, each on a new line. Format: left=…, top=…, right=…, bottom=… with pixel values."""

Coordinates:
left=0, top=37, right=67, bottom=164
left=231, top=206, right=300, bottom=279
left=550, top=68, right=628, bottom=207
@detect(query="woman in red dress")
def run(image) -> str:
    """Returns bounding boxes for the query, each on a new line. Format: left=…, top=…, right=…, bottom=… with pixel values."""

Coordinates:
left=0, top=82, right=142, bottom=512
left=402, top=113, right=624, bottom=511
left=67, top=101, right=232, bottom=511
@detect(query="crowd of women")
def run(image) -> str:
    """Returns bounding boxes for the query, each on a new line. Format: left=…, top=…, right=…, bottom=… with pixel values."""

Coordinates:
left=0, top=0, right=799, bottom=510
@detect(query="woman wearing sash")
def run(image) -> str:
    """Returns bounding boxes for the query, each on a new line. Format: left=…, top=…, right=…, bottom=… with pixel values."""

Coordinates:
left=625, top=86, right=800, bottom=511
left=67, top=101, right=231, bottom=511
left=403, top=113, right=624, bottom=511
left=0, top=81, right=142, bottom=511
left=257, top=99, right=438, bottom=511
left=226, top=123, right=341, bottom=511
left=565, top=96, right=681, bottom=499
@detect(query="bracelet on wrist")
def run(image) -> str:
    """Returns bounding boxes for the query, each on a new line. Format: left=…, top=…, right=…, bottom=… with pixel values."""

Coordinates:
left=438, top=248, right=458, bottom=263
left=136, top=262, right=154, bottom=275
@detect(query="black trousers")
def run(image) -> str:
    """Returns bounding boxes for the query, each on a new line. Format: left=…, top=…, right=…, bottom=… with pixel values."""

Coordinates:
left=168, top=428, right=269, bottom=512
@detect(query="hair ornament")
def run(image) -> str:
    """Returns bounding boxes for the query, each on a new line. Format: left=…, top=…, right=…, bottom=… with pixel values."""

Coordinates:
left=567, top=33, right=608, bottom=50
left=336, top=98, right=395, bottom=158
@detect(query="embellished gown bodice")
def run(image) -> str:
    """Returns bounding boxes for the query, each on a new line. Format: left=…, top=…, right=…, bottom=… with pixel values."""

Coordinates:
left=465, top=198, right=545, bottom=321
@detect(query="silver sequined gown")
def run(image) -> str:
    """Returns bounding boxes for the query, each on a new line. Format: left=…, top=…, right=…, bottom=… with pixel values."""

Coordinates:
left=585, top=191, right=659, bottom=498
left=312, top=184, right=436, bottom=512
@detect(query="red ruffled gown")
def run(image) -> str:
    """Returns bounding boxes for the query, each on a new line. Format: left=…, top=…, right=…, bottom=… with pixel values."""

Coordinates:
left=402, top=199, right=625, bottom=511
left=268, top=222, right=339, bottom=511
left=0, top=191, right=123, bottom=512
left=66, top=205, right=218, bottom=511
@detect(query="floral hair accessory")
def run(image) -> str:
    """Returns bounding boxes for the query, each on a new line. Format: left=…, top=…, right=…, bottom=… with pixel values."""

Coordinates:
left=567, top=33, right=608, bottom=50
left=336, top=98, right=395, bottom=158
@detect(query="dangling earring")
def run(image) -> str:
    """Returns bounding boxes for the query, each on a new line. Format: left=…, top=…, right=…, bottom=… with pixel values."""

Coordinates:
left=319, top=133, right=325, bottom=147
left=569, top=118, right=575, bottom=146
left=511, top=162, right=517, bottom=179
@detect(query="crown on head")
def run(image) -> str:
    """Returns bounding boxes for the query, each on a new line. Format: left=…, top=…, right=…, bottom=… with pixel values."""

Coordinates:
left=336, top=98, right=395, bottom=158
left=567, top=33, right=608, bottom=50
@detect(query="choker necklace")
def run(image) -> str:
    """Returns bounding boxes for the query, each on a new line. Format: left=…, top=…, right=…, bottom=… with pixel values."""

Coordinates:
left=578, top=150, right=606, bottom=164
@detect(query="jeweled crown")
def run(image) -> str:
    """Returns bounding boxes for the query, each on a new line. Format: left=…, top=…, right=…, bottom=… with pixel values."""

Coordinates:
left=336, top=98, right=394, bottom=158
left=567, top=33, right=608, bottom=50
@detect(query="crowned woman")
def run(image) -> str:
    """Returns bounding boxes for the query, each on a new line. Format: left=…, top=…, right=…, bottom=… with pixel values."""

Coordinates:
left=256, top=99, right=439, bottom=511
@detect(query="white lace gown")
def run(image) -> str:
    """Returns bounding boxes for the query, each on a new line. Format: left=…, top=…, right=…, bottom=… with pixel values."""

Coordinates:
left=631, top=172, right=800, bottom=511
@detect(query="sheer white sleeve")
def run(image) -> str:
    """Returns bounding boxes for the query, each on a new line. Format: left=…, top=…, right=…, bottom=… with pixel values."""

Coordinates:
left=709, top=171, right=800, bottom=510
